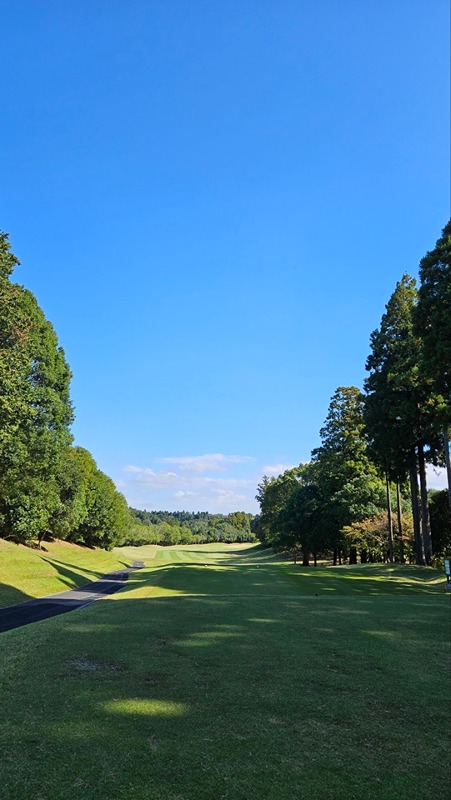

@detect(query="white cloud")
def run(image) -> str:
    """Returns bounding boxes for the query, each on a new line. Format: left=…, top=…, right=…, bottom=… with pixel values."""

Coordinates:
left=427, top=465, right=448, bottom=491
left=157, top=453, right=254, bottom=473
left=120, top=460, right=258, bottom=513
left=263, top=463, right=297, bottom=477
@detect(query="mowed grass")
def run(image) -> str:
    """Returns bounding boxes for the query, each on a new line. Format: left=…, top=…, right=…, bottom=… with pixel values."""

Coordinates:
left=0, top=544, right=450, bottom=800
left=0, top=538, right=131, bottom=608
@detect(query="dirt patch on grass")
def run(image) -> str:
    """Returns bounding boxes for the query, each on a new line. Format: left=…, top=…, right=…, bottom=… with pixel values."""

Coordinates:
left=67, top=657, right=125, bottom=673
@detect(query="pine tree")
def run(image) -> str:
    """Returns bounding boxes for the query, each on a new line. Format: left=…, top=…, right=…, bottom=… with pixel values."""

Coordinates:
left=364, top=275, right=439, bottom=564
left=415, top=220, right=451, bottom=507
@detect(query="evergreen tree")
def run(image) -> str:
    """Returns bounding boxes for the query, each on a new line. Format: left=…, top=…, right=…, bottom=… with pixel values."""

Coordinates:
left=415, top=220, right=451, bottom=506
left=364, top=275, right=440, bottom=564
left=312, top=387, right=386, bottom=563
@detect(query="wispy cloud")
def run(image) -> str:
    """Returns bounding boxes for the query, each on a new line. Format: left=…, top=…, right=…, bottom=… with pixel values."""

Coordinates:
left=263, top=463, right=297, bottom=477
left=157, top=453, right=254, bottom=473
left=120, top=458, right=257, bottom=513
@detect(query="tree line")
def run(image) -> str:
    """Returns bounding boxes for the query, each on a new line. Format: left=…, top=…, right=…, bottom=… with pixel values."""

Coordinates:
left=256, top=221, right=451, bottom=566
left=0, top=232, right=257, bottom=550
left=0, top=233, right=131, bottom=549
left=126, top=509, right=257, bottom=546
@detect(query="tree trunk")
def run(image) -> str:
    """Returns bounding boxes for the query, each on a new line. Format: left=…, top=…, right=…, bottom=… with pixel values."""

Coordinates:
left=302, top=548, right=310, bottom=567
left=349, top=546, right=357, bottom=564
left=333, top=548, right=338, bottom=566
left=313, top=552, right=317, bottom=567
left=361, top=550, right=368, bottom=564
left=418, top=443, right=432, bottom=565
left=409, top=449, right=425, bottom=565
left=444, top=427, right=451, bottom=511
left=385, top=473, right=394, bottom=562
left=396, top=481, right=404, bottom=563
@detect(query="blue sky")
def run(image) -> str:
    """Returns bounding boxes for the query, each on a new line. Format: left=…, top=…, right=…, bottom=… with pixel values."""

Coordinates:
left=1, top=1, right=449, bottom=513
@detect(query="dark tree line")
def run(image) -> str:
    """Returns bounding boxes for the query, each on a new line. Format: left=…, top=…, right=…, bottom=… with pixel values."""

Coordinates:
left=256, top=222, right=451, bottom=565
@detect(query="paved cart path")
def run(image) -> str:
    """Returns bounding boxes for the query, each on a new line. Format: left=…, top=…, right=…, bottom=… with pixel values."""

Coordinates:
left=0, top=562, right=144, bottom=634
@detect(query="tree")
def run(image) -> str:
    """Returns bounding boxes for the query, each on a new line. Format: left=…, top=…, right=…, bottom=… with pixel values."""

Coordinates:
left=364, top=275, right=440, bottom=565
left=415, top=220, right=451, bottom=507
left=277, top=470, right=325, bottom=565
left=429, top=490, right=451, bottom=558
left=255, top=468, right=303, bottom=548
left=0, top=232, right=74, bottom=543
left=311, top=387, right=386, bottom=563
left=68, top=448, right=130, bottom=549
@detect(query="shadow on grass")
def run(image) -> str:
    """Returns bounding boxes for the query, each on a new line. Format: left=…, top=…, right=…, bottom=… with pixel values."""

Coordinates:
left=119, top=560, right=446, bottom=598
left=0, top=582, right=33, bottom=609
left=39, top=557, right=131, bottom=590
left=0, top=585, right=449, bottom=800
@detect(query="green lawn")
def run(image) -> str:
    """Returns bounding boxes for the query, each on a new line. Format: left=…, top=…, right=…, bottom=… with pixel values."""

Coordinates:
left=0, top=543, right=450, bottom=800
left=0, top=538, right=131, bottom=608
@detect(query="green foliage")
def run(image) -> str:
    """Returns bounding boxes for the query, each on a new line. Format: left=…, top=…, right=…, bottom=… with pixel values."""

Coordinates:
left=255, top=467, right=303, bottom=547
left=255, top=390, right=387, bottom=562
left=311, top=387, right=386, bottom=552
left=0, top=233, right=130, bottom=548
left=0, top=233, right=73, bottom=543
left=364, top=274, right=441, bottom=478
left=125, top=508, right=256, bottom=547
left=429, top=489, right=451, bottom=557
left=415, top=220, right=451, bottom=425
left=65, top=448, right=130, bottom=550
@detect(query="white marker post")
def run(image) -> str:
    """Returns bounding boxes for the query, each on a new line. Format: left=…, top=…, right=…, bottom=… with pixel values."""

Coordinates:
left=444, top=558, right=451, bottom=591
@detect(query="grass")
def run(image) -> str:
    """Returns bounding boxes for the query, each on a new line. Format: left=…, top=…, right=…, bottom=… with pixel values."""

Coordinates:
left=0, top=543, right=450, bottom=800
left=0, top=538, right=130, bottom=608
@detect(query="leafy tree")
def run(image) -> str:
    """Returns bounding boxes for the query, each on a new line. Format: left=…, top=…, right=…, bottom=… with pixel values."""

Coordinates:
left=415, top=220, right=451, bottom=506
left=0, top=232, right=73, bottom=543
left=277, top=471, right=325, bottom=565
left=255, top=468, right=303, bottom=547
left=311, top=387, right=386, bottom=563
left=61, top=448, right=130, bottom=549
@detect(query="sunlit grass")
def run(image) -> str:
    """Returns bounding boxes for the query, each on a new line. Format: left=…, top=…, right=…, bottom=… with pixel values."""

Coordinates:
left=104, top=698, right=188, bottom=716
left=0, top=543, right=449, bottom=799
left=0, top=538, right=129, bottom=607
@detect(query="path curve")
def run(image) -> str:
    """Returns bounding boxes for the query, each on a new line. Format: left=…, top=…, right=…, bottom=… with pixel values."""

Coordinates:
left=0, top=563, right=143, bottom=634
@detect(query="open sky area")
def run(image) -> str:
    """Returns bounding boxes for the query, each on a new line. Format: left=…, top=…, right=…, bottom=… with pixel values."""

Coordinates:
left=1, top=1, right=449, bottom=514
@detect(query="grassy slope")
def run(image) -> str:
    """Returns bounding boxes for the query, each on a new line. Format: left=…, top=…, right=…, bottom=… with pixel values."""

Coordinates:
left=0, top=539, right=132, bottom=608
left=0, top=543, right=449, bottom=800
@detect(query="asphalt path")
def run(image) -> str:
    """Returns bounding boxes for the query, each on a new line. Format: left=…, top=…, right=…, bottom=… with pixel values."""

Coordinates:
left=0, top=562, right=144, bottom=634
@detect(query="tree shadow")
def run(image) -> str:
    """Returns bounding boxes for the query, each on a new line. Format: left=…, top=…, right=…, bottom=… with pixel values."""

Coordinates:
left=0, top=585, right=449, bottom=800
left=0, top=582, right=33, bottom=609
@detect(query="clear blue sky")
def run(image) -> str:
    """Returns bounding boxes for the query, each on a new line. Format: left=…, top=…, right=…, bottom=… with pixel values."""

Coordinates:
left=1, top=1, right=449, bottom=513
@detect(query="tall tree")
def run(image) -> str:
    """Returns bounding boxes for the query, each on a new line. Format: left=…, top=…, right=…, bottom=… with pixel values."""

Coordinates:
left=415, top=220, right=451, bottom=507
left=364, top=275, right=440, bottom=564
left=0, top=232, right=74, bottom=543
left=311, top=387, right=386, bottom=563
left=255, top=468, right=303, bottom=548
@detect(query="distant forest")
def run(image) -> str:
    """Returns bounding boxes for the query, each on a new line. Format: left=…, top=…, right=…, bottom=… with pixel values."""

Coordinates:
left=126, top=509, right=257, bottom=546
